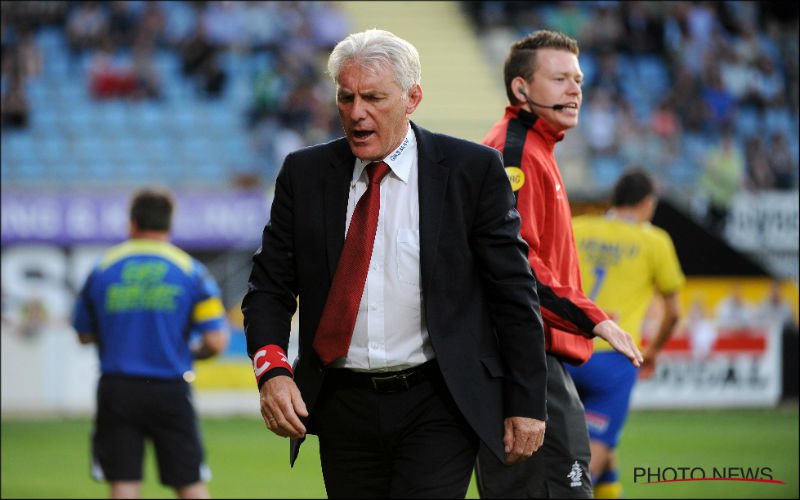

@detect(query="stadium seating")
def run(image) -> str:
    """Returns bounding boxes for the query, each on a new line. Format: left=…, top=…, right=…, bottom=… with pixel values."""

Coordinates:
left=3, top=24, right=252, bottom=189
left=2, top=3, right=797, bottom=199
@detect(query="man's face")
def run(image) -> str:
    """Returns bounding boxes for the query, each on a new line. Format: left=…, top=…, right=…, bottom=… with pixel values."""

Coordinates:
left=524, top=48, right=583, bottom=133
left=336, top=60, right=422, bottom=161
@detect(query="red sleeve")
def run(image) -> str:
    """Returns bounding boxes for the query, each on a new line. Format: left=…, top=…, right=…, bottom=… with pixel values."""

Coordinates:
left=516, top=150, right=608, bottom=337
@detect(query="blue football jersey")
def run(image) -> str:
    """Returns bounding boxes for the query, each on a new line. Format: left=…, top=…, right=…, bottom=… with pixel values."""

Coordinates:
left=73, top=239, right=227, bottom=379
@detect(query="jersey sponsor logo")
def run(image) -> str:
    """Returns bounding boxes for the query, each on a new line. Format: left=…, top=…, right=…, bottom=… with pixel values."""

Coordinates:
left=578, top=239, right=641, bottom=267
left=504, top=166, right=525, bottom=192
left=105, top=261, right=182, bottom=312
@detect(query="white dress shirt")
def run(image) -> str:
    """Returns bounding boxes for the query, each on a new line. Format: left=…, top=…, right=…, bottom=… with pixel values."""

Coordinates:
left=332, top=124, right=434, bottom=372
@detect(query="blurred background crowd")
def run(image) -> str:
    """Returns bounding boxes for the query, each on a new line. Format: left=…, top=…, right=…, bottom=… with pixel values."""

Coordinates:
left=3, top=1, right=797, bottom=207
left=2, top=0, right=349, bottom=189
left=3, top=1, right=797, bottom=236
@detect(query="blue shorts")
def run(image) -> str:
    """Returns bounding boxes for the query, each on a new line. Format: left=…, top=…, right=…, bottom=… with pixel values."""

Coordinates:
left=565, top=351, right=637, bottom=448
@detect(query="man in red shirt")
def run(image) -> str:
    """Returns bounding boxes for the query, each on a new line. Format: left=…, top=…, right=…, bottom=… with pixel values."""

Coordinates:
left=474, top=30, right=642, bottom=498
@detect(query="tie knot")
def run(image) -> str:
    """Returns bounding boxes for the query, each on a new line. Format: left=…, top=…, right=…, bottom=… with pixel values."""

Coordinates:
left=366, top=161, right=391, bottom=184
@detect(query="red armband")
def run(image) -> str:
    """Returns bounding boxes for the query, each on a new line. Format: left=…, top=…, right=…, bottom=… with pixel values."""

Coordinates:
left=252, top=344, right=293, bottom=383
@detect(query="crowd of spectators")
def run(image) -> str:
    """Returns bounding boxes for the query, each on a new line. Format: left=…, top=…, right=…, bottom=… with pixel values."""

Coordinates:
left=3, top=1, right=797, bottom=218
left=2, top=1, right=349, bottom=187
left=462, top=1, right=798, bottom=234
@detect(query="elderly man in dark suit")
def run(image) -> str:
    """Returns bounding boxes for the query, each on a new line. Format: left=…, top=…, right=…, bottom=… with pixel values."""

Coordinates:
left=242, top=28, right=549, bottom=498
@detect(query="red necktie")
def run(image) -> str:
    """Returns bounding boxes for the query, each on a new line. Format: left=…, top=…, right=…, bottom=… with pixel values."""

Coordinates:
left=313, top=161, right=392, bottom=365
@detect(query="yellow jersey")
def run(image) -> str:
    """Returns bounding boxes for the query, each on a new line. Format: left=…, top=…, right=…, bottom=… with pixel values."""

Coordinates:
left=572, top=214, right=685, bottom=351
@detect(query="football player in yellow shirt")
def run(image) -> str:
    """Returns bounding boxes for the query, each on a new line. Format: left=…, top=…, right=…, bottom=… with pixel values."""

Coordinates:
left=566, top=169, right=686, bottom=498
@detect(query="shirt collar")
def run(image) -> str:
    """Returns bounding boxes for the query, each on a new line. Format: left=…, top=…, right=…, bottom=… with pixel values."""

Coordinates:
left=354, top=124, right=416, bottom=184
left=506, top=105, right=566, bottom=144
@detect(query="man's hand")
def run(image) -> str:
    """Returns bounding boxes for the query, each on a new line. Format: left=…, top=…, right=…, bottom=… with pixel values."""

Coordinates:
left=503, top=416, right=545, bottom=465
left=259, top=375, right=309, bottom=439
left=593, top=319, right=643, bottom=367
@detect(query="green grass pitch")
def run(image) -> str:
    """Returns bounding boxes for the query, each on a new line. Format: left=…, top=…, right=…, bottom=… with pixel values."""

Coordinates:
left=2, top=406, right=797, bottom=498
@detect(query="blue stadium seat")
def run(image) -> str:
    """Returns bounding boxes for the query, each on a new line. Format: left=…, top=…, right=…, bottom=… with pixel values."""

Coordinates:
left=153, top=50, right=180, bottom=77
left=84, top=156, right=118, bottom=183
left=635, top=55, right=670, bottom=97
left=665, top=153, right=700, bottom=188
left=37, top=136, right=69, bottom=164
left=171, top=106, right=197, bottom=130
left=71, top=138, right=107, bottom=163
left=98, top=101, right=131, bottom=134
left=13, top=155, right=47, bottom=184
left=30, top=106, right=61, bottom=133
left=124, top=102, right=162, bottom=131
left=590, top=155, right=625, bottom=191
left=0, top=155, right=9, bottom=183
left=764, top=107, right=794, bottom=136
left=141, top=135, right=173, bottom=162
left=4, top=133, right=39, bottom=164
left=579, top=53, right=597, bottom=90
left=680, top=133, right=711, bottom=179
left=50, top=159, right=82, bottom=184
left=735, top=106, right=762, bottom=139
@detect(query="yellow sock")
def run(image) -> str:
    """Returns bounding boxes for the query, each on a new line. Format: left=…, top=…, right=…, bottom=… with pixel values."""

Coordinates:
left=594, top=481, right=623, bottom=499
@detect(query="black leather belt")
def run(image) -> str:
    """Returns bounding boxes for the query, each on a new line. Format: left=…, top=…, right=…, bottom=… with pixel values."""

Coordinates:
left=325, top=360, right=438, bottom=393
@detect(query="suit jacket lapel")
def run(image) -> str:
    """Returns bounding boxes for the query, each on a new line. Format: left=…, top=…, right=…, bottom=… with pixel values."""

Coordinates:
left=413, top=122, right=448, bottom=293
left=324, top=139, right=355, bottom=280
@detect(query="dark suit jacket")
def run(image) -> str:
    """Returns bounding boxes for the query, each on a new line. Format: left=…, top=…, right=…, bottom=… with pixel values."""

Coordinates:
left=242, top=122, right=547, bottom=465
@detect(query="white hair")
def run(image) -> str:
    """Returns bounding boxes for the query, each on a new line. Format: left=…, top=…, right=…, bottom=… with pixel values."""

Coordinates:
left=327, top=29, right=422, bottom=94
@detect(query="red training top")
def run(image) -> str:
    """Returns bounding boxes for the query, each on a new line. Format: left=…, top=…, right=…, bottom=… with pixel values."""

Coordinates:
left=483, top=105, right=608, bottom=364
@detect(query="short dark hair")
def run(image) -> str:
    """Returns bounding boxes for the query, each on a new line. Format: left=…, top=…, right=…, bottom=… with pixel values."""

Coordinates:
left=611, top=168, right=655, bottom=207
left=129, top=187, right=174, bottom=231
left=504, top=30, right=579, bottom=104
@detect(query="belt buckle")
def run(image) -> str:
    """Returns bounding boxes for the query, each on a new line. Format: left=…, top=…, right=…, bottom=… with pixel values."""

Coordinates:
left=371, top=372, right=409, bottom=392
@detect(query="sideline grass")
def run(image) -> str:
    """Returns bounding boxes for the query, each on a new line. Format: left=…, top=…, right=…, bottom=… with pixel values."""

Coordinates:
left=2, top=406, right=797, bottom=498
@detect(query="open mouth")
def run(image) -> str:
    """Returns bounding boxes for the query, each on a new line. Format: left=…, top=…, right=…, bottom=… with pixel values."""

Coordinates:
left=352, top=130, right=375, bottom=140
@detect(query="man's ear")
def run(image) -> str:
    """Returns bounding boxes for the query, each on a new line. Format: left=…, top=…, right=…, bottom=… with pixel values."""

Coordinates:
left=512, top=77, right=528, bottom=104
left=405, top=84, right=423, bottom=115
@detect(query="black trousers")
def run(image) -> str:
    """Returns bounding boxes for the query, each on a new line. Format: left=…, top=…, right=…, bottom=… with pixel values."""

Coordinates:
left=312, top=362, right=479, bottom=498
left=475, top=354, right=593, bottom=498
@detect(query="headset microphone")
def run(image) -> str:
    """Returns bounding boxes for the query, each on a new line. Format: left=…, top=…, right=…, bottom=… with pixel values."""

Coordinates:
left=517, top=87, right=566, bottom=111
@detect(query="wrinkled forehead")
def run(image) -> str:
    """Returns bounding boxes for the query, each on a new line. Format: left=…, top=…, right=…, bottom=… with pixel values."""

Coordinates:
left=337, top=58, right=394, bottom=84
left=336, top=60, right=404, bottom=98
